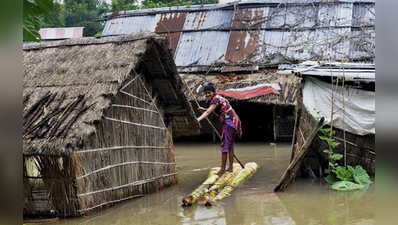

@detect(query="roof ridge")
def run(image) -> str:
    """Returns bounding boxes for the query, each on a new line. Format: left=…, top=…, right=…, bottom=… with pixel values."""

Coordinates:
left=23, top=32, right=159, bottom=51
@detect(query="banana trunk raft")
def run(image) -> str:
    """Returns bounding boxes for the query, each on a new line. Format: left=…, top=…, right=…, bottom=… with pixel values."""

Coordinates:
left=182, top=162, right=259, bottom=207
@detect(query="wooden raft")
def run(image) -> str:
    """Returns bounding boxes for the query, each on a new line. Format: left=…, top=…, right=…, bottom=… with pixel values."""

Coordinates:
left=182, top=162, right=259, bottom=207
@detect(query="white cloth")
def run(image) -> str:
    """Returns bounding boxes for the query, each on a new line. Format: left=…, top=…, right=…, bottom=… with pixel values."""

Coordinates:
left=303, top=77, right=375, bottom=135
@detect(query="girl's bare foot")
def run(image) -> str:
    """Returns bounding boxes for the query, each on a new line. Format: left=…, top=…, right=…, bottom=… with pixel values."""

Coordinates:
left=216, top=169, right=226, bottom=175
left=226, top=167, right=233, bottom=173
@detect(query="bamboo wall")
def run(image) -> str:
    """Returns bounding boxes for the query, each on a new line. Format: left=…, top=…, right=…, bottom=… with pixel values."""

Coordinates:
left=23, top=156, right=79, bottom=217
left=74, top=72, right=177, bottom=215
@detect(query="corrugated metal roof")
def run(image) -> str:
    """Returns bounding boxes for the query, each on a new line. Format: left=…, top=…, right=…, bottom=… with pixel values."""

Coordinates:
left=225, top=30, right=259, bottom=63
left=39, top=27, right=84, bottom=40
left=352, top=3, right=375, bottom=26
left=280, top=60, right=375, bottom=82
left=318, top=3, right=353, bottom=27
left=261, top=30, right=286, bottom=56
left=232, top=7, right=270, bottom=29
left=312, top=28, right=351, bottom=59
left=349, top=28, right=375, bottom=60
left=285, top=5, right=317, bottom=28
left=104, top=1, right=374, bottom=19
left=266, top=6, right=286, bottom=28
left=174, top=31, right=229, bottom=66
left=154, top=13, right=187, bottom=56
left=102, top=16, right=157, bottom=36
left=101, top=1, right=375, bottom=71
left=155, top=13, right=186, bottom=32
left=183, top=10, right=233, bottom=30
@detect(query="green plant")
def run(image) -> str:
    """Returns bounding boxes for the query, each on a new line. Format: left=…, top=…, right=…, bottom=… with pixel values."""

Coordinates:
left=314, top=109, right=372, bottom=191
left=314, top=109, right=342, bottom=174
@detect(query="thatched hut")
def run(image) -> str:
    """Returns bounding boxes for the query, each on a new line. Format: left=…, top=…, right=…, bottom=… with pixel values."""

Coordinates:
left=23, top=32, right=200, bottom=217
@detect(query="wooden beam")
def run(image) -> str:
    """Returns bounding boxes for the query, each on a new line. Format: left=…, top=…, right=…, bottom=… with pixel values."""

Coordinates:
left=77, top=195, right=143, bottom=213
left=112, top=104, right=158, bottom=113
left=77, top=172, right=178, bottom=197
left=77, top=161, right=176, bottom=180
left=104, top=117, right=167, bottom=130
left=290, top=106, right=301, bottom=163
left=23, top=218, right=59, bottom=223
left=274, top=117, right=324, bottom=192
left=76, top=146, right=168, bottom=154
left=120, top=90, right=152, bottom=105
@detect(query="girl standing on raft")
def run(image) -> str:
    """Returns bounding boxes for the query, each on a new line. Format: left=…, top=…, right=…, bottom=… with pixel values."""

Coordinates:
left=197, top=83, right=242, bottom=175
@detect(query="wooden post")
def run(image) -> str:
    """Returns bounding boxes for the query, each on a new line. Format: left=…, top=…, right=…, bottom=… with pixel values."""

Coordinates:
left=212, top=116, right=216, bottom=143
left=273, top=105, right=277, bottom=142
left=290, top=103, right=302, bottom=163
left=274, top=117, right=324, bottom=192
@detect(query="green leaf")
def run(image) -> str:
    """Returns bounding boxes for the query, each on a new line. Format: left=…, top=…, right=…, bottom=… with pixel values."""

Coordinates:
left=34, top=0, right=53, bottom=13
left=334, top=166, right=355, bottom=182
left=352, top=165, right=373, bottom=185
left=330, top=181, right=365, bottom=191
left=23, top=0, right=53, bottom=42
left=330, top=141, right=340, bottom=148
left=323, top=128, right=332, bottom=133
left=24, top=0, right=53, bottom=15
left=23, top=15, right=41, bottom=42
left=319, top=136, right=330, bottom=141
left=326, top=174, right=339, bottom=185
left=323, top=149, right=332, bottom=154
left=331, top=153, right=343, bottom=160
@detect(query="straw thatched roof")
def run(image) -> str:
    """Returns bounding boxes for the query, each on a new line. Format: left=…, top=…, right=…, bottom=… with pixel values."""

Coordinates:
left=181, top=72, right=301, bottom=105
left=23, top=32, right=200, bottom=156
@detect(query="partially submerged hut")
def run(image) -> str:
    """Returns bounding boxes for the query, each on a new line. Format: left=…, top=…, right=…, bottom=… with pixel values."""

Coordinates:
left=100, top=0, right=375, bottom=142
left=23, top=32, right=200, bottom=217
left=275, top=61, right=375, bottom=191
left=181, top=73, right=301, bottom=142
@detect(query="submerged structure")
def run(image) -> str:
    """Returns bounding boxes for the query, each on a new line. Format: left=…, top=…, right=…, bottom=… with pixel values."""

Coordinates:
left=101, top=0, right=375, bottom=142
left=275, top=61, right=375, bottom=191
left=23, top=33, right=200, bottom=217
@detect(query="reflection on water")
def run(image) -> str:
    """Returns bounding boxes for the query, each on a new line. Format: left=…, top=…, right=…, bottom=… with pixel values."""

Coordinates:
left=55, top=142, right=374, bottom=225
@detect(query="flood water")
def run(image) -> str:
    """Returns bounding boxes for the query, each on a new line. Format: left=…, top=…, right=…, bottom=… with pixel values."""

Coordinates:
left=56, top=142, right=375, bottom=225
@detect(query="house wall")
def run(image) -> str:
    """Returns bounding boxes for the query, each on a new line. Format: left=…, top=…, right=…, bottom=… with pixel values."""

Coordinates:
left=73, top=72, right=177, bottom=215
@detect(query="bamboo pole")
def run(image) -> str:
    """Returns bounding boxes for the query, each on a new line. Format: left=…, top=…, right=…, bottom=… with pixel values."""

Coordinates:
left=181, top=77, right=245, bottom=169
left=290, top=98, right=302, bottom=163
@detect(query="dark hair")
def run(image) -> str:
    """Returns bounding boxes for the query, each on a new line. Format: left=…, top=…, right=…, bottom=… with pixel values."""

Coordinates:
left=203, top=83, right=215, bottom=92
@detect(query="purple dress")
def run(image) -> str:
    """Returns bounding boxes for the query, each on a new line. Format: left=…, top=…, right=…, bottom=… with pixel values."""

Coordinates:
left=210, top=95, right=242, bottom=153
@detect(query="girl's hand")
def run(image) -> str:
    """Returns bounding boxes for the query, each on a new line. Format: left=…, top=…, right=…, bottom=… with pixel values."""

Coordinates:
left=198, top=107, right=207, bottom=112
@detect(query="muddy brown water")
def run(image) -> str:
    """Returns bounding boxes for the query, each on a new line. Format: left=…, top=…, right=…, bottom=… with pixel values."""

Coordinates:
left=55, top=142, right=375, bottom=225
